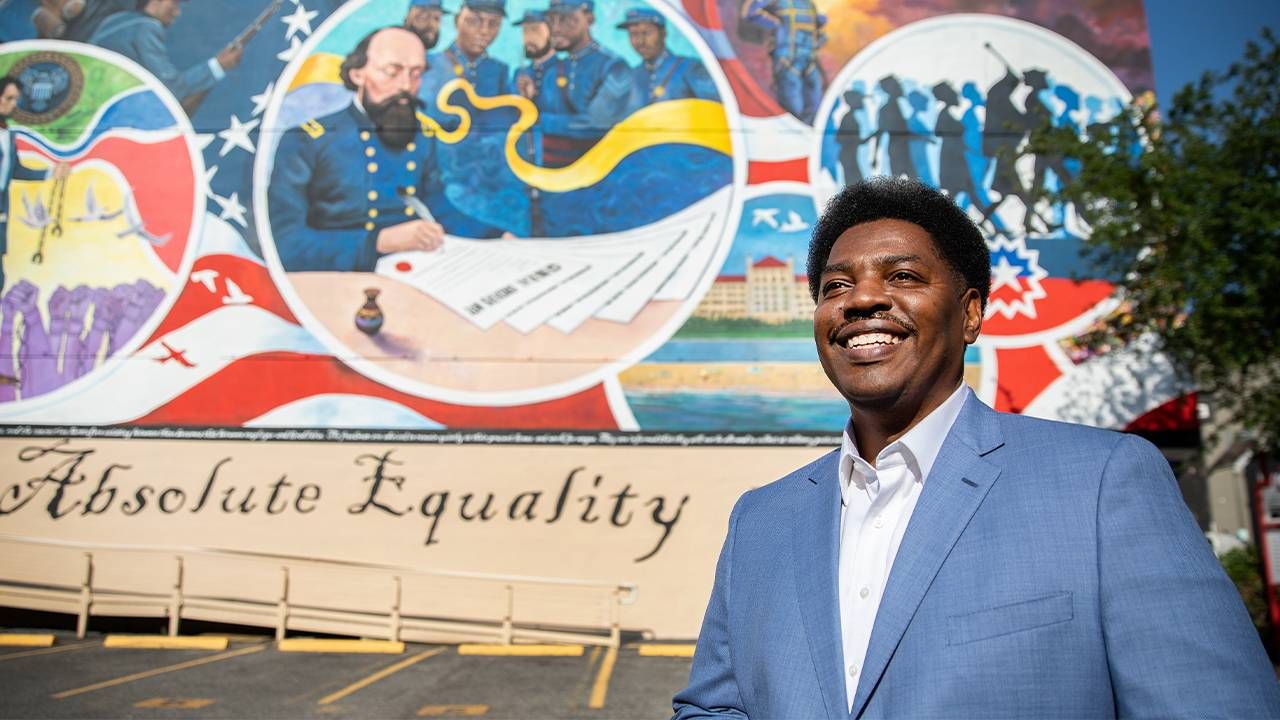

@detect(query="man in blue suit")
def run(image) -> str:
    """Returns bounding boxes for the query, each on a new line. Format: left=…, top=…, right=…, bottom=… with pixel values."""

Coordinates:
left=89, top=0, right=242, bottom=109
left=0, top=77, right=69, bottom=293
left=673, top=176, right=1280, bottom=718
left=615, top=7, right=716, bottom=113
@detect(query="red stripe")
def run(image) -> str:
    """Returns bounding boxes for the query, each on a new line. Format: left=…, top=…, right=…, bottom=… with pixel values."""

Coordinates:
left=130, top=352, right=620, bottom=430
left=682, top=0, right=720, bottom=30
left=146, top=254, right=296, bottom=344
left=748, top=158, right=807, bottom=184
left=992, top=345, right=1062, bottom=414
left=18, top=135, right=197, bottom=275
left=1124, top=393, right=1198, bottom=433
left=719, top=58, right=784, bottom=118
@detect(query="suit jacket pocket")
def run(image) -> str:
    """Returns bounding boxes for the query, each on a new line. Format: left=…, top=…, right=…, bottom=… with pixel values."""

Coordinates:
left=946, top=591, right=1073, bottom=646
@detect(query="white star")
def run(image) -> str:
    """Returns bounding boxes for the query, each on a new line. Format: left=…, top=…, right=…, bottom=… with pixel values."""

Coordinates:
left=280, top=3, right=317, bottom=41
left=277, top=36, right=304, bottom=63
left=194, top=133, right=216, bottom=152
left=990, top=256, right=1023, bottom=292
left=211, top=191, right=248, bottom=228
left=203, top=164, right=219, bottom=192
left=250, top=82, right=275, bottom=117
left=217, top=114, right=259, bottom=157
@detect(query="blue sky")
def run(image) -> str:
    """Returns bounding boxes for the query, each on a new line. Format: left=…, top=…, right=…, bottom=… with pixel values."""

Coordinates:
left=1145, top=0, right=1279, bottom=105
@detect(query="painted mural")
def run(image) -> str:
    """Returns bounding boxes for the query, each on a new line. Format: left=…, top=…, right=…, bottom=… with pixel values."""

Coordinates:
left=0, top=0, right=1178, bottom=438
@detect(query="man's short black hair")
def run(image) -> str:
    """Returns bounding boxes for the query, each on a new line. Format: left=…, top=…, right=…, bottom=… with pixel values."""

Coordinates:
left=807, top=176, right=991, bottom=310
left=0, top=76, right=21, bottom=96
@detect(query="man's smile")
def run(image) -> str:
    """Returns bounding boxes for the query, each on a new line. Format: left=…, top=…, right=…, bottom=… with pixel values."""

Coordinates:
left=832, top=318, right=913, bottom=362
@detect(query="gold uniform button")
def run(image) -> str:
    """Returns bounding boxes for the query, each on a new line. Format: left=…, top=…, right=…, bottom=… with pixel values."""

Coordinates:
left=365, top=221, right=375, bottom=231
left=367, top=190, right=378, bottom=201
left=406, top=161, right=417, bottom=171
left=407, top=142, right=417, bottom=152
left=368, top=208, right=379, bottom=218
left=404, top=186, right=417, bottom=196
left=365, top=147, right=376, bottom=157
left=360, top=131, right=371, bottom=141
left=367, top=162, right=378, bottom=173
left=405, top=207, right=415, bottom=216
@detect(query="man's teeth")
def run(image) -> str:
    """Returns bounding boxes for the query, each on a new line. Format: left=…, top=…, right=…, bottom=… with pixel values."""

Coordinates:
left=844, top=333, right=902, bottom=349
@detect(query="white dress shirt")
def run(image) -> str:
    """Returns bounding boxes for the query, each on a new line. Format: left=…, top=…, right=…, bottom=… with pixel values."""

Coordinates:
left=838, top=382, right=971, bottom=709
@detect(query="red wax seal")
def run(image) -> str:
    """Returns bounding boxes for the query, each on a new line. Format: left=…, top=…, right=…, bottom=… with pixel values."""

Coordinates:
left=395, top=261, right=412, bottom=272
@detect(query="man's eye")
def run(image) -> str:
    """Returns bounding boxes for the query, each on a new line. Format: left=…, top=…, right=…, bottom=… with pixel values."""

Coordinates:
left=890, top=271, right=917, bottom=282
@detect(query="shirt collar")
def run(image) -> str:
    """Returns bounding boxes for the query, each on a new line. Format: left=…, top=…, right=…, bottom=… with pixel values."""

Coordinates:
left=838, top=382, right=971, bottom=506
left=645, top=50, right=670, bottom=72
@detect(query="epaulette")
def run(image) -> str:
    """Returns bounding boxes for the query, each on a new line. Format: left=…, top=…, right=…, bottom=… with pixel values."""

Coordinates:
left=299, top=118, right=325, bottom=139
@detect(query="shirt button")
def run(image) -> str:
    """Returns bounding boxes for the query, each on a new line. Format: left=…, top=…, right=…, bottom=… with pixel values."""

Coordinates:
left=367, top=162, right=378, bottom=173
left=874, top=517, right=884, bottom=529
left=406, top=161, right=417, bottom=171
left=360, top=131, right=371, bottom=141
left=364, top=221, right=375, bottom=231
left=367, top=190, right=378, bottom=201
left=368, top=208, right=378, bottom=218
left=848, top=664, right=859, bottom=678
left=859, top=586, right=870, bottom=599
left=406, top=142, right=417, bottom=152
left=365, top=147, right=375, bottom=157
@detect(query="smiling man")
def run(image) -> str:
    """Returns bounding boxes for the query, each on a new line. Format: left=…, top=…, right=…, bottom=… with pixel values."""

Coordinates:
left=672, top=177, right=1280, bottom=719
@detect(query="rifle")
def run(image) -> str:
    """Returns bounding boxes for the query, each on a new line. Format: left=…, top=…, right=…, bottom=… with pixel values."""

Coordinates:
left=180, top=0, right=285, bottom=114
left=983, top=42, right=1022, bottom=82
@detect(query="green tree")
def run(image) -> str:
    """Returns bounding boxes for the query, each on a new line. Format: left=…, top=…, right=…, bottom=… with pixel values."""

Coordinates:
left=1030, top=28, right=1280, bottom=451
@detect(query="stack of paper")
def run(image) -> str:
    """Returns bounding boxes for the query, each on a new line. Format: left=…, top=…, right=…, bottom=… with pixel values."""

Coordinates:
left=374, top=187, right=731, bottom=335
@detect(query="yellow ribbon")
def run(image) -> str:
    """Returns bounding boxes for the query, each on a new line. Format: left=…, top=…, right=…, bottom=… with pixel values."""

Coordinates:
left=429, top=78, right=731, bottom=193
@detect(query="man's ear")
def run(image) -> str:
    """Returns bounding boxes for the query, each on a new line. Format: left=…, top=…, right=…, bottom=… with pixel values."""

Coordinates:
left=962, top=287, right=983, bottom=345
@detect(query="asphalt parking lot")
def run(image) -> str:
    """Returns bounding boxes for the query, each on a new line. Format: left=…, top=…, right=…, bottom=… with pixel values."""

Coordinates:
left=0, top=629, right=693, bottom=719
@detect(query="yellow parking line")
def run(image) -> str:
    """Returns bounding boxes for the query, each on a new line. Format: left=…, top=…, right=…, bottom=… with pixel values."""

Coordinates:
left=637, top=644, right=696, bottom=657
left=51, top=643, right=266, bottom=699
left=105, top=635, right=229, bottom=650
left=279, top=639, right=405, bottom=654
left=0, top=640, right=99, bottom=662
left=0, top=634, right=55, bottom=647
left=318, top=647, right=445, bottom=706
left=458, top=644, right=583, bottom=657
left=587, top=646, right=618, bottom=709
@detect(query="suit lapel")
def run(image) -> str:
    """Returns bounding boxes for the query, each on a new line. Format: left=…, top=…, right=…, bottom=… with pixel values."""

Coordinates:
left=850, top=395, right=1005, bottom=718
left=790, top=451, right=848, bottom=720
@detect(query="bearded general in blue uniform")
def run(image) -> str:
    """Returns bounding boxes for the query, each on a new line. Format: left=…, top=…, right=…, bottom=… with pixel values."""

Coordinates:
left=616, top=8, right=716, bottom=113
left=269, top=27, right=460, bottom=272
left=744, top=0, right=826, bottom=124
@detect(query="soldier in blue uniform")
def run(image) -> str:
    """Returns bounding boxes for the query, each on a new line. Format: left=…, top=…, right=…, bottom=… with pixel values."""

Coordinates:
left=89, top=0, right=243, bottom=109
left=616, top=7, right=716, bottom=113
left=268, top=27, right=464, bottom=272
left=403, top=0, right=448, bottom=51
left=538, top=0, right=631, bottom=168
left=418, top=0, right=510, bottom=120
left=743, top=0, right=826, bottom=124
left=512, top=9, right=555, bottom=235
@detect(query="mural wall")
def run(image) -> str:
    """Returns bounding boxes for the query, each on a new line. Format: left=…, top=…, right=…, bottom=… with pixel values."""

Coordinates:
left=0, top=0, right=1182, bottom=636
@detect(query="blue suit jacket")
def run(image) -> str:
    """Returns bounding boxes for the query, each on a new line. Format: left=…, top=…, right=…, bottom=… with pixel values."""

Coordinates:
left=674, top=395, right=1280, bottom=718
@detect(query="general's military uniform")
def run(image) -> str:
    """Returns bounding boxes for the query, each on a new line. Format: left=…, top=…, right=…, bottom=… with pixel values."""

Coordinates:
left=744, top=0, right=825, bottom=124
left=268, top=102, right=457, bottom=272
left=89, top=10, right=224, bottom=100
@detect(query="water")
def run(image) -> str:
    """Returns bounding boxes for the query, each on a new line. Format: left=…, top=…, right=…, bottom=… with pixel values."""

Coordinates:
left=626, top=390, right=849, bottom=432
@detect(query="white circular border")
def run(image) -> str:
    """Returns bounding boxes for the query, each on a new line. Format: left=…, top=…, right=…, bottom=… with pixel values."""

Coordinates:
left=254, top=0, right=746, bottom=408
left=807, top=13, right=1133, bottom=347
left=0, top=40, right=205, bottom=414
